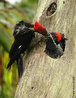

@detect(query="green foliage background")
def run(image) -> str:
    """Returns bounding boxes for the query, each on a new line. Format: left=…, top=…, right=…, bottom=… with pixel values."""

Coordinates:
left=0, top=0, right=38, bottom=98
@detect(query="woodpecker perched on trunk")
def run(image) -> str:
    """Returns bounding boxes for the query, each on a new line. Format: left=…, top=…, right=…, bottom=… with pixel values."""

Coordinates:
left=34, top=21, right=67, bottom=58
left=7, top=21, right=35, bottom=80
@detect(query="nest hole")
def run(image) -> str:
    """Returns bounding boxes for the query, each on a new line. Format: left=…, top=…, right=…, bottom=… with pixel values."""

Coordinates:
left=46, top=2, right=57, bottom=16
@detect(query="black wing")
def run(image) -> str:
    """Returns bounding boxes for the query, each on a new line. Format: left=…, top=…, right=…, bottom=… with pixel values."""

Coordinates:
left=7, top=46, right=22, bottom=69
left=7, top=29, right=34, bottom=69
left=9, top=28, right=34, bottom=58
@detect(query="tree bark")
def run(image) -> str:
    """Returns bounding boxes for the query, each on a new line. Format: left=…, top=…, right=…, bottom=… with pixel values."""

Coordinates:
left=15, top=0, right=76, bottom=98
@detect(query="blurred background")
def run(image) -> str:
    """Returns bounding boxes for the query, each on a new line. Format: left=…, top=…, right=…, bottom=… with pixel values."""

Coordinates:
left=0, top=0, right=38, bottom=98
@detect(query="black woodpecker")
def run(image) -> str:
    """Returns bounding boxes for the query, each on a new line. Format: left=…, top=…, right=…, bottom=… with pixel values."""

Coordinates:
left=7, top=21, right=34, bottom=81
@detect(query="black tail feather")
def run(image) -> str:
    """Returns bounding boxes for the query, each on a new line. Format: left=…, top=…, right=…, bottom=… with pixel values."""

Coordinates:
left=17, top=57, right=23, bottom=82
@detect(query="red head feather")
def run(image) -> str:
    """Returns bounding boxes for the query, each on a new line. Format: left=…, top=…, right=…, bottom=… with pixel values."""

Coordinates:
left=34, top=21, right=47, bottom=35
left=53, top=32, right=62, bottom=42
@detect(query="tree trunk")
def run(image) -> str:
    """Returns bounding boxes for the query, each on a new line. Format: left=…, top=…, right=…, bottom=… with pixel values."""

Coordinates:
left=15, top=0, right=76, bottom=98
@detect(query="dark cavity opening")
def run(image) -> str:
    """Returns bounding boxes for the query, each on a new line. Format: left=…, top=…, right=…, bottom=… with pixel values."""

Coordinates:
left=46, top=2, right=57, bottom=16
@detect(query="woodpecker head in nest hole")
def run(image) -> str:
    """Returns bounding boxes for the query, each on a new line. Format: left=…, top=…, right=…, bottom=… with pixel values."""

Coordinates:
left=45, top=32, right=67, bottom=58
left=34, top=21, right=67, bottom=58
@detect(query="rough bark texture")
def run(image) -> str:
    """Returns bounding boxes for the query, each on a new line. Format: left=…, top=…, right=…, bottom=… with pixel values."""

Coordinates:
left=15, top=0, right=76, bottom=98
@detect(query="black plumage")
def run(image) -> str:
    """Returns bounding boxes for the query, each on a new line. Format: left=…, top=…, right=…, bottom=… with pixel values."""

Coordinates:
left=45, top=33, right=67, bottom=58
left=7, top=21, right=35, bottom=80
left=7, top=28, right=34, bottom=69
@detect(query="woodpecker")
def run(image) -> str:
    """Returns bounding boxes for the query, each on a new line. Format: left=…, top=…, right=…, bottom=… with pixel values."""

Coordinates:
left=7, top=21, right=35, bottom=80
left=34, top=21, right=67, bottom=58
